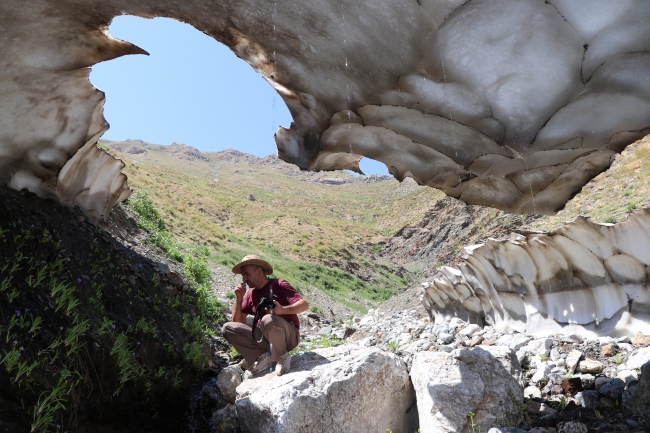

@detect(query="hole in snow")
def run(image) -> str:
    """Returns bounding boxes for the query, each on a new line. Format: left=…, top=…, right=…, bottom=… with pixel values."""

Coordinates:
left=90, top=16, right=292, bottom=157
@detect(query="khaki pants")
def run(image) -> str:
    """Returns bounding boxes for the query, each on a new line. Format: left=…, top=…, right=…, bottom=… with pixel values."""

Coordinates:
left=222, top=314, right=300, bottom=364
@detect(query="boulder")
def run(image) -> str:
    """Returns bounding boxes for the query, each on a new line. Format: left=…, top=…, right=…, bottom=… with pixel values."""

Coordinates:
left=411, top=346, right=523, bottom=433
left=626, top=360, right=650, bottom=415
left=213, top=405, right=239, bottom=433
left=598, top=378, right=625, bottom=400
left=557, top=422, right=587, bottom=433
left=235, top=345, right=417, bottom=433
left=627, top=347, right=650, bottom=370
left=217, top=365, right=243, bottom=403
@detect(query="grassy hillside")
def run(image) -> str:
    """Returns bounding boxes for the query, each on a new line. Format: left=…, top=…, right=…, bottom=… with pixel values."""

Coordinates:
left=101, top=139, right=443, bottom=313
left=528, top=134, right=650, bottom=230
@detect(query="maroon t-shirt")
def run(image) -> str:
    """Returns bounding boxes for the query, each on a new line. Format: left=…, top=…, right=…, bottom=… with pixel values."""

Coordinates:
left=241, top=279, right=302, bottom=329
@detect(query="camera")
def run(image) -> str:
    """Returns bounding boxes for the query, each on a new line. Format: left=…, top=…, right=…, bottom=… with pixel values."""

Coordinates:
left=257, top=296, right=277, bottom=311
left=252, top=295, right=278, bottom=342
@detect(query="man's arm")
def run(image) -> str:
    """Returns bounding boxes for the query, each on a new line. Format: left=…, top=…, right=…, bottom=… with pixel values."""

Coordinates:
left=231, top=283, right=247, bottom=323
left=272, top=298, right=309, bottom=315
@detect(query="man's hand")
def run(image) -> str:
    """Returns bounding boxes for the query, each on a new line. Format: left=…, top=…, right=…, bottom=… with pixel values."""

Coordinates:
left=271, top=298, right=309, bottom=315
left=234, top=283, right=246, bottom=300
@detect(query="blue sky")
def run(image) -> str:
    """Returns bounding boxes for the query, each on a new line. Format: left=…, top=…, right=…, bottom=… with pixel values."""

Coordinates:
left=90, top=16, right=388, bottom=175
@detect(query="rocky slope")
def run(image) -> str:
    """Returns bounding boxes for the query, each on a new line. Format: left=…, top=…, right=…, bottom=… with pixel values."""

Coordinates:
left=224, top=309, right=650, bottom=433
left=0, top=187, right=230, bottom=432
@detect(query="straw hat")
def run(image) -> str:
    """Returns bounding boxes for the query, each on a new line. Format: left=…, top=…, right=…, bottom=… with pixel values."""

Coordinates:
left=232, top=254, right=273, bottom=275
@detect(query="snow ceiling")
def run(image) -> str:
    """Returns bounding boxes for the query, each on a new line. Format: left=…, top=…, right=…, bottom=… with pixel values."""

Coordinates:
left=1, top=0, right=650, bottom=224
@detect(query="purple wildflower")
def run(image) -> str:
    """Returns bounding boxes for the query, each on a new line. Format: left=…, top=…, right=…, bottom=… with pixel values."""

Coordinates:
left=15, top=310, right=20, bottom=317
left=40, top=260, right=46, bottom=265
left=77, top=278, right=81, bottom=283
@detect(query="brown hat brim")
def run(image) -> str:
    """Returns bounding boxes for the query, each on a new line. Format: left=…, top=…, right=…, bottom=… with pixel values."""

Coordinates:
left=232, top=258, right=273, bottom=275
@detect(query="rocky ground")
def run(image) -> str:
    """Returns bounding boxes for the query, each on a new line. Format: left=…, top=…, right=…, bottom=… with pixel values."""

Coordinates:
left=279, top=307, right=650, bottom=433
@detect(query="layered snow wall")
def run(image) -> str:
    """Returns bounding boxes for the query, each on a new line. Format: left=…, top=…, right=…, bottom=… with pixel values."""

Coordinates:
left=1, top=0, right=650, bottom=223
left=421, top=211, right=650, bottom=336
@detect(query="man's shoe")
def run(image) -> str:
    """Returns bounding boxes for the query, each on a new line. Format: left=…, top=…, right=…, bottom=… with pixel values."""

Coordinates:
left=250, top=352, right=273, bottom=374
left=276, top=352, right=291, bottom=376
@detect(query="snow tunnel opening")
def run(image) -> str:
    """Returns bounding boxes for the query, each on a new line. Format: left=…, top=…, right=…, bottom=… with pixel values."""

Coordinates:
left=89, top=15, right=390, bottom=176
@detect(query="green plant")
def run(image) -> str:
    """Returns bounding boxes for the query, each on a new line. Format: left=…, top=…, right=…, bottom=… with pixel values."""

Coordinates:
left=387, top=340, right=401, bottom=352
left=468, top=411, right=482, bottom=433
left=627, top=203, right=637, bottom=212
left=613, top=354, right=623, bottom=365
left=225, top=292, right=236, bottom=299
left=604, top=216, right=617, bottom=224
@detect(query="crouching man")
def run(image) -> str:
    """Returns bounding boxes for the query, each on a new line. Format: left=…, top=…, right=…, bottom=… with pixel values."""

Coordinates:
left=222, top=255, right=308, bottom=376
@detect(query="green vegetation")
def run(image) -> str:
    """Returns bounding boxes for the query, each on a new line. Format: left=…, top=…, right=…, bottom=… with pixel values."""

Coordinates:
left=126, top=191, right=224, bottom=364
left=387, top=340, right=401, bottom=352
left=0, top=194, right=226, bottom=431
left=291, top=334, right=342, bottom=353
left=529, top=134, right=650, bottom=230
left=102, top=140, right=438, bottom=312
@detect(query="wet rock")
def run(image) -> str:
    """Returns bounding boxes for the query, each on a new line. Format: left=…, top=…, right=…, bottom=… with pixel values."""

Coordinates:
left=556, top=421, right=587, bottom=433
left=216, top=365, right=243, bottom=403
left=594, top=376, right=609, bottom=391
left=626, top=360, right=650, bottom=415
left=212, top=405, right=239, bottom=433
left=576, top=358, right=603, bottom=374
left=488, top=429, right=528, bottom=433
left=236, top=345, right=417, bottom=433
left=575, top=390, right=599, bottom=409
left=527, top=401, right=557, bottom=416
left=411, top=346, right=523, bottom=433
left=598, top=378, right=625, bottom=400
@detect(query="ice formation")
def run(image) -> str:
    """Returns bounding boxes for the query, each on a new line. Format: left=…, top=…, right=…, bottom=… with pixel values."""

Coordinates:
left=1, top=0, right=650, bottom=222
left=421, top=211, right=650, bottom=336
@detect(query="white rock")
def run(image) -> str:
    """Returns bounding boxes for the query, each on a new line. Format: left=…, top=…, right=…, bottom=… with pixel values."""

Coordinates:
left=618, top=369, right=639, bottom=385
left=236, top=345, right=417, bottom=433
left=627, top=347, right=650, bottom=370
left=318, top=326, right=332, bottom=335
left=510, top=334, right=531, bottom=351
left=411, top=346, right=523, bottom=433
left=527, top=339, right=553, bottom=357
left=524, top=385, right=542, bottom=399
left=597, top=336, right=615, bottom=345
left=566, top=350, right=583, bottom=374
left=458, top=324, right=481, bottom=337
left=532, top=365, right=551, bottom=383
left=359, top=316, right=374, bottom=327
